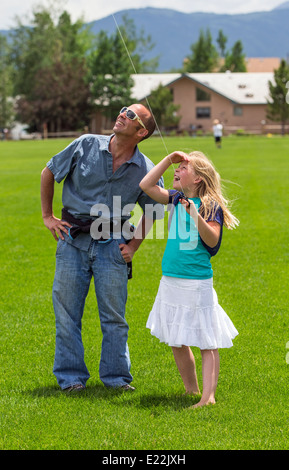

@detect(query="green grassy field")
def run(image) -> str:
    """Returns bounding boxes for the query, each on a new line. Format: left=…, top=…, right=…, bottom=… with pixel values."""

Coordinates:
left=0, top=135, right=288, bottom=450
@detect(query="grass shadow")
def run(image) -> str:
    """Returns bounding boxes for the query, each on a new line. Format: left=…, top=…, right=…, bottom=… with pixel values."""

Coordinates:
left=25, top=384, right=200, bottom=411
left=26, top=383, right=124, bottom=399
left=138, top=392, right=201, bottom=412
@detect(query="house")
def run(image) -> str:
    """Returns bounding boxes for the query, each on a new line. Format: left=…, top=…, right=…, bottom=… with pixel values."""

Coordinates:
left=214, top=57, right=280, bottom=73
left=91, top=72, right=288, bottom=135
left=245, top=57, right=281, bottom=73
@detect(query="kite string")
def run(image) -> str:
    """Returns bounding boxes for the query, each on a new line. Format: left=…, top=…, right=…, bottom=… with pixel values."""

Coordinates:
left=112, top=14, right=170, bottom=155
left=113, top=15, right=239, bottom=209
left=112, top=14, right=188, bottom=198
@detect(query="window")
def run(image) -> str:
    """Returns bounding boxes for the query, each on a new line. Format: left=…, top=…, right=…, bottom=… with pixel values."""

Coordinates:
left=234, top=106, right=243, bottom=116
left=196, top=107, right=211, bottom=119
left=196, top=87, right=211, bottom=102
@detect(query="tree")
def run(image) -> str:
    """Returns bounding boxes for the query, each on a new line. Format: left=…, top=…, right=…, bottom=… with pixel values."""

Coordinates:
left=88, top=16, right=158, bottom=119
left=0, top=34, right=15, bottom=129
left=10, top=4, right=92, bottom=96
left=222, top=40, right=247, bottom=72
left=267, top=59, right=289, bottom=135
left=9, top=3, right=93, bottom=132
left=148, top=84, right=180, bottom=131
left=88, top=29, right=134, bottom=120
left=56, top=11, right=92, bottom=62
left=216, top=29, right=227, bottom=58
left=10, top=10, right=56, bottom=96
left=116, top=15, right=159, bottom=73
left=16, top=59, right=91, bottom=133
left=184, top=29, right=219, bottom=73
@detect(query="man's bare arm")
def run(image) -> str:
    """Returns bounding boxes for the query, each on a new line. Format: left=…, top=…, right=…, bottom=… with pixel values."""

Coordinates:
left=41, top=167, right=71, bottom=241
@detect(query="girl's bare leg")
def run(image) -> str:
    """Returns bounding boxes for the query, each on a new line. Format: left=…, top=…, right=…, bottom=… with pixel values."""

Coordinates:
left=172, top=345, right=200, bottom=395
left=192, top=349, right=219, bottom=408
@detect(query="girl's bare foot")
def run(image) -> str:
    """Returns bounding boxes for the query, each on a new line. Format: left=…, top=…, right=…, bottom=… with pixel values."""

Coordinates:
left=190, top=398, right=216, bottom=409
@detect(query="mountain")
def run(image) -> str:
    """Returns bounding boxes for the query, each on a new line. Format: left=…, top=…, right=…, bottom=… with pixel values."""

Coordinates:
left=1, top=7, right=289, bottom=71
left=86, top=7, right=289, bottom=71
left=273, top=1, right=289, bottom=9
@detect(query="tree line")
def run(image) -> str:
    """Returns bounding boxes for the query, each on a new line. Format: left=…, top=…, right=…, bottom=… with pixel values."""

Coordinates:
left=0, top=3, right=288, bottom=134
left=183, top=28, right=247, bottom=74
left=0, top=4, right=158, bottom=134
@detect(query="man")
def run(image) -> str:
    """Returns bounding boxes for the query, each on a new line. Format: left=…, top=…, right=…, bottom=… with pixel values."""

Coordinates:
left=41, top=104, right=164, bottom=392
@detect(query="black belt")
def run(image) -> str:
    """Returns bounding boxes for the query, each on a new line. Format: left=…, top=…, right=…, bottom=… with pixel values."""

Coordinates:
left=61, top=208, right=133, bottom=279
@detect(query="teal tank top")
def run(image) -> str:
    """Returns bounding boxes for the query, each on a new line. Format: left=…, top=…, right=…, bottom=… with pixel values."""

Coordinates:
left=162, top=197, right=214, bottom=279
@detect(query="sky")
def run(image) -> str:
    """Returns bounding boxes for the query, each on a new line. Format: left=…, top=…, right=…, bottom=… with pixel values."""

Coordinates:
left=0, top=0, right=285, bottom=30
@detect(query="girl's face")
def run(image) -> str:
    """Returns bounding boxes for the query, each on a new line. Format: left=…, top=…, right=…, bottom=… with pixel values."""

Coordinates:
left=173, top=161, right=201, bottom=196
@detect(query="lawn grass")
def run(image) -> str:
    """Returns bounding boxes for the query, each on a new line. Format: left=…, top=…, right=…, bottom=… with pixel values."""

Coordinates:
left=0, top=135, right=289, bottom=450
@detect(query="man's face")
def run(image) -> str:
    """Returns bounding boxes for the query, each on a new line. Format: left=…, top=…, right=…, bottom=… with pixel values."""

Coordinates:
left=113, top=105, right=148, bottom=140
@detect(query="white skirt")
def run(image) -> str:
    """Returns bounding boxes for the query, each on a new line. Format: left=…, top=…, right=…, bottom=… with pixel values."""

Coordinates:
left=146, top=276, right=238, bottom=349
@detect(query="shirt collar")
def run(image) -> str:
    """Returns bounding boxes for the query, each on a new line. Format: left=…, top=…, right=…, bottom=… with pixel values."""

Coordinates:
left=127, top=145, right=142, bottom=167
left=101, top=134, right=142, bottom=168
left=99, top=134, right=113, bottom=152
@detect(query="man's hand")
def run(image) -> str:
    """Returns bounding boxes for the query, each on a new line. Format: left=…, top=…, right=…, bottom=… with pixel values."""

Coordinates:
left=119, top=214, right=155, bottom=263
left=119, top=242, right=136, bottom=263
left=43, top=215, right=72, bottom=241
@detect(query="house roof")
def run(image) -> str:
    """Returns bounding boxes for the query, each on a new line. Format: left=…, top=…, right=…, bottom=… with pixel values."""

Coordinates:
left=131, top=73, right=181, bottom=102
left=213, top=57, right=280, bottom=73
left=245, top=57, right=280, bottom=73
left=131, top=72, right=274, bottom=105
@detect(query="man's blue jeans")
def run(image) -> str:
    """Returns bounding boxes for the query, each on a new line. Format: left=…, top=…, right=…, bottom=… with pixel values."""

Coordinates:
left=52, top=236, right=132, bottom=389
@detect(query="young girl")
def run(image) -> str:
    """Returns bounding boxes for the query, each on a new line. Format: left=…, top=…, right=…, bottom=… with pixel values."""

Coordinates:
left=139, top=150, right=239, bottom=408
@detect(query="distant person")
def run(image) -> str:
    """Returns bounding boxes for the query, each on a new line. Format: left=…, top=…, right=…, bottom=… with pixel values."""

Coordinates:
left=140, top=150, right=239, bottom=408
left=213, top=119, right=223, bottom=148
left=41, top=104, right=164, bottom=393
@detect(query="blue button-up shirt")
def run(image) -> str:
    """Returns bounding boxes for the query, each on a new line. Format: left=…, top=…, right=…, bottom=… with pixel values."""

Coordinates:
left=47, top=134, right=164, bottom=250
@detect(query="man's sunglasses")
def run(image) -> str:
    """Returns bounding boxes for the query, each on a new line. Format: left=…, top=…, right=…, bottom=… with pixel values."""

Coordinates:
left=119, top=107, right=147, bottom=130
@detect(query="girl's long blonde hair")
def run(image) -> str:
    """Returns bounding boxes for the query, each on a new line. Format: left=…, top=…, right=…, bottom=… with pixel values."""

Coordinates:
left=188, top=151, right=239, bottom=229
